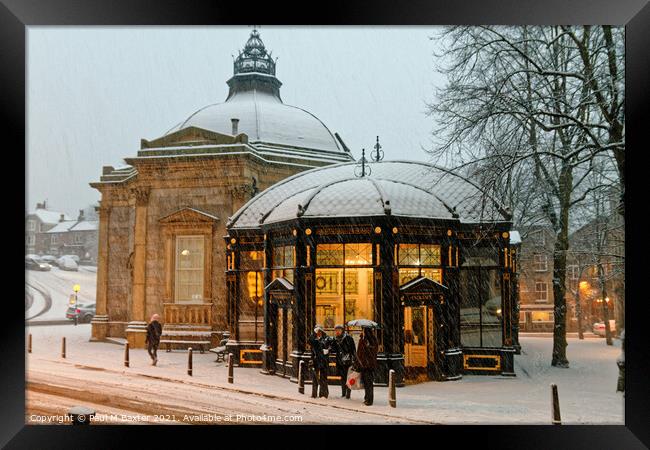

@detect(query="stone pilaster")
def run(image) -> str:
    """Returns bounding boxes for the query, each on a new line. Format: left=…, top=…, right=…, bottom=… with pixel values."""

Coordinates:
left=126, top=186, right=150, bottom=348
left=91, top=201, right=111, bottom=341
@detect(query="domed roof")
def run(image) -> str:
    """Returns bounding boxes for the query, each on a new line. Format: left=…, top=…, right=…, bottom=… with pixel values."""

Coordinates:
left=228, top=160, right=510, bottom=230
left=165, top=29, right=348, bottom=155
left=169, top=89, right=342, bottom=153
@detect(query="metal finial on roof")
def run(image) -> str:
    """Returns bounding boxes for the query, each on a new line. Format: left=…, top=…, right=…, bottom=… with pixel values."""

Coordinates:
left=354, top=148, right=371, bottom=178
left=233, top=28, right=276, bottom=76
left=371, top=136, right=384, bottom=162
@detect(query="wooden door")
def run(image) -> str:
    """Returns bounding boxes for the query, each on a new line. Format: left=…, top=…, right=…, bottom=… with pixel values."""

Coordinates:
left=404, top=306, right=428, bottom=367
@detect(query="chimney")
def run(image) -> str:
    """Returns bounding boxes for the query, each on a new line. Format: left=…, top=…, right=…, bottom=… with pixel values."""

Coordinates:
left=59, top=214, right=65, bottom=223
left=78, top=209, right=85, bottom=221
left=231, top=118, right=239, bottom=135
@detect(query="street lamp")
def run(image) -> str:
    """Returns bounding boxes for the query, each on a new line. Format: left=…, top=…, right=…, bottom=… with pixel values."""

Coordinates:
left=72, top=284, right=81, bottom=326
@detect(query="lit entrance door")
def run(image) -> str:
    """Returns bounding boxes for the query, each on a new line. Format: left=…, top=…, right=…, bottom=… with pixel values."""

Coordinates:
left=276, top=307, right=293, bottom=375
left=404, top=306, right=428, bottom=367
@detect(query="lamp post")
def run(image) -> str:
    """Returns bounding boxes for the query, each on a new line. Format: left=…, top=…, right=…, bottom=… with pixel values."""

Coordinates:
left=72, top=284, right=81, bottom=326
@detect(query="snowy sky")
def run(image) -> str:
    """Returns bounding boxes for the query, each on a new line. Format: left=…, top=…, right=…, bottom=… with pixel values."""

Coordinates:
left=27, top=26, right=445, bottom=216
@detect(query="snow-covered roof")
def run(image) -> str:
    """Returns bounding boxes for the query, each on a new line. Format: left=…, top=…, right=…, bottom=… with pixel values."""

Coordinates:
left=27, top=209, right=71, bottom=224
left=166, top=89, right=345, bottom=154
left=44, top=220, right=76, bottom=233
left=69, top=220, right=98, bottom=232
left=228, top=160, right=510, bottom=230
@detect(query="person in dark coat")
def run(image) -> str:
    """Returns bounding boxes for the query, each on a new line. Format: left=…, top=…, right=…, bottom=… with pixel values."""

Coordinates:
left=145, top=313, right=163, bottom=366
left=308, top=325, right=332, bottom=398
left=331, top=324, right=356, bottom=399
left=356, top=326, right=379, bottom=406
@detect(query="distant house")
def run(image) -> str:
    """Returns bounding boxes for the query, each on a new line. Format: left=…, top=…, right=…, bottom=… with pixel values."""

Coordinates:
left=515, top=226, right=558, bottom=333
left=43, top=209, right=99, bottom=262
left=515, top=208, right=624, bottom=335
left=25, top=201, right=71, bottom=255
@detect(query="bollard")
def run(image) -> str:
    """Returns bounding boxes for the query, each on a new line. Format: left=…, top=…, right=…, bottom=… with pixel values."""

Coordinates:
left=61, top=337, right=66, bottom=359
left=551, top=383, right=561, bottom=425
left=28, top=333, right=32, bottom=354
left=311, top=366, right=317, bottom=398
left=67, top=406, right=95, bottom=426
left=187, top=347, right=193, bottom=376
left=124, top=342, right=130, bottom=367
left=227, top=353, right=234, bottom=383
left=298, top=360, right=305, bottom=394
left=388, top=369, right=396, bottom=408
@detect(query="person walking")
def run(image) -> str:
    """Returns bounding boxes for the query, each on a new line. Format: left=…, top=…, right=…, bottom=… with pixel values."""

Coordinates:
left=331, top=324, right=356, bottom=399
left=356, top=326, right=379, bottom=406
left=308, top=325, right=331, bottom=398
left=146, top=313, right=163, bottom=366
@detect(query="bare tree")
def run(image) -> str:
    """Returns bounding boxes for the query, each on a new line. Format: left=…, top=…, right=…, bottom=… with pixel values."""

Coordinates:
left=428, top=26, right=624, bottom=367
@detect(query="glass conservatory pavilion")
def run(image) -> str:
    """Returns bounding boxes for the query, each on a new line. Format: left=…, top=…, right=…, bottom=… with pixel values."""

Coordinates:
left=224, top=160, right=520, bottom=385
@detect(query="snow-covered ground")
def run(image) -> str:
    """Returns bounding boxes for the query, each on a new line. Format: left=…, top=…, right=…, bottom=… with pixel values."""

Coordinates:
left=26, top=323, right=624, bottom=425
left=25, top=266, right=97, bottom=322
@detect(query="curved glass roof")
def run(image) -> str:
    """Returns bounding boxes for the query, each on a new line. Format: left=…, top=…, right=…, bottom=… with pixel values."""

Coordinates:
left=227, top=160, right=510, bottom=230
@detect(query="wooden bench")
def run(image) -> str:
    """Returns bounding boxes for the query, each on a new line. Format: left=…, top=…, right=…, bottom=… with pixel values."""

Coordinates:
left=160, top=340, right=210, bottom=354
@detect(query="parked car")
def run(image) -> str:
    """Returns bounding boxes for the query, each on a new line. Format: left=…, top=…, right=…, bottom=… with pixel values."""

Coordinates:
left=40, top=255, right=57, bottom=264
left=57, top=256, right=79, bottom=271
left=60, top=254, right=80, bottom=263
left=25, top=257, right=51, bottom=271
left=593, top=320, right=616, bottom=337
left=66, top=303, right=96, bottom=323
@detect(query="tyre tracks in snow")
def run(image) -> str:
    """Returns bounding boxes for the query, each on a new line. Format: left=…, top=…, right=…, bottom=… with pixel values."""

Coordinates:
left=27, top=357, right=436, bottom=424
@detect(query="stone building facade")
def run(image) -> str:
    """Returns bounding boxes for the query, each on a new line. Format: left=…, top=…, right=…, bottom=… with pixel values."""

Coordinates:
left=25, top=202, right=71, bottom=255
left=90, top=30, right=354, bottom=348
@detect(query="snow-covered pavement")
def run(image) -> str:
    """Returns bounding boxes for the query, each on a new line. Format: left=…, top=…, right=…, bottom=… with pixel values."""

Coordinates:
left=25, top=324, right=624, bottom=424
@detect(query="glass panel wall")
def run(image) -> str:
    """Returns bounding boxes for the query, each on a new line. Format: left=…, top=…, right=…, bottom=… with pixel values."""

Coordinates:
left=272, top=244, right=295, bottom=284
left=315, top=243, right=374, bottom=334
left=397, top=243, right=442, bottom=285
left=459, top=246, right=503, bottom=347
left=239, top=250, right=264, bottom=341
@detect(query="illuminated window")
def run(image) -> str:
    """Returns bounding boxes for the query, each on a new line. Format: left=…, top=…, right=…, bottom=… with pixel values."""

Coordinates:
left=315, top=243, right=374, bottom=333
left=398, top=244, right=419, bottom=265
left=398, top=244, right=442, bottom=284
left=316, top=243, right=343, bottom=265
left=531, top=311, right=553, bottom=322
left=345, top=243, right=372, bottom=265
left=174, top=235, right=204, bottom=303
left=241, top=250, right=264, bottom=270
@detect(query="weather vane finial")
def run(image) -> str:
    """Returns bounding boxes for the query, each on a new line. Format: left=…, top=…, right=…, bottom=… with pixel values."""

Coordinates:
left=355, top=148, right=371, bottom=177
left=371, top=136, right=384, bottom=162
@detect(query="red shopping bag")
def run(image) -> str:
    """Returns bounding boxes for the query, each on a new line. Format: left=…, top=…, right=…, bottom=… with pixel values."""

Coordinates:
left=346, top=367, right=364, bottom=390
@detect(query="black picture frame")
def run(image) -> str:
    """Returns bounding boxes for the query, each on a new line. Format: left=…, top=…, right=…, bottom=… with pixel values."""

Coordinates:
left=4, top=0, right=648, bottom=447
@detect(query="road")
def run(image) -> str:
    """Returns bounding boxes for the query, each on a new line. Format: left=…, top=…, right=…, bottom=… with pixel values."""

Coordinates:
left=25, top=266, right=97, bottom=324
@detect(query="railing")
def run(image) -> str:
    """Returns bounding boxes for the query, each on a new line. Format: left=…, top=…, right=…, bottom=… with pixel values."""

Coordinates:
left=163, top=302, right=212, bottom=326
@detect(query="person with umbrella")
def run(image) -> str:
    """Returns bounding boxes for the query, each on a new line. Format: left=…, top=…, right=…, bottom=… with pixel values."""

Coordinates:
left=355, top=323, right=379, bottom=406
left=308, top=325, right=332, bottom=399
left=331, top=324, right=356, bottom=399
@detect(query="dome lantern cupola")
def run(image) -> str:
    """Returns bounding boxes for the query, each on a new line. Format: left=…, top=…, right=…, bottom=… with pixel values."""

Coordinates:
left=227, top=29, right=282, bottom=101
